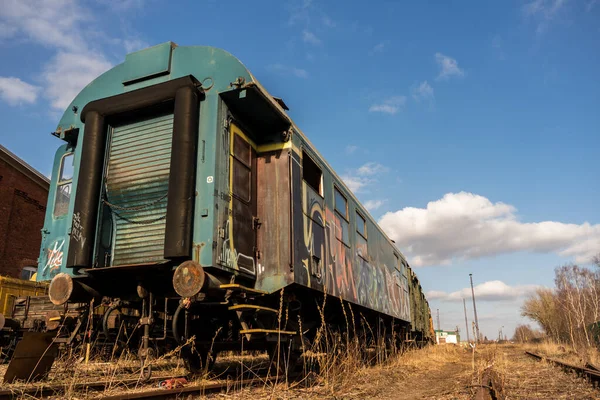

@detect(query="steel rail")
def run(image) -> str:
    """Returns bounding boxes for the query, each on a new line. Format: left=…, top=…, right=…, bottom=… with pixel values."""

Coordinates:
left=98, top=374, right=293, bottom=400
left=0, top=374, right=185, bottom=400
left=525, top=351, right=600, bottom=385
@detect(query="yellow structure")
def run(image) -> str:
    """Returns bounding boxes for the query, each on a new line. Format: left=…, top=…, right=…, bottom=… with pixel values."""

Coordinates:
left=0, top=275, right=47, bottom=317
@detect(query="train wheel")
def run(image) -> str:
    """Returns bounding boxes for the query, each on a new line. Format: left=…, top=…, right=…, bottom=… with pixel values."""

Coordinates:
left=182, top=347, right=216, bottom=374
left=267, top=341, right=301, bottom=377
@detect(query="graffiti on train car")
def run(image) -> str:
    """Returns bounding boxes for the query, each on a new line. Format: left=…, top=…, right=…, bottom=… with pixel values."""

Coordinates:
left=297, top=180, right=410, bottom=321
left=43, top=239, right=64, bottom=275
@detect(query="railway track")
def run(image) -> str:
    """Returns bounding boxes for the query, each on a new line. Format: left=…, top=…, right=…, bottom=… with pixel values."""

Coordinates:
left=99, top=373, right=296, bottom=400
left=0, top=369, right=298, bottom=400
left=525, top=351, right=600, bottom=385
left=0, top=374, right=185, bottom=400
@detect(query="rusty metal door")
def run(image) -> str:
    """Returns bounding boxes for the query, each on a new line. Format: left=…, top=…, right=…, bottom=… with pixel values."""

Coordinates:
left=226, top=123, right=258, bottom=275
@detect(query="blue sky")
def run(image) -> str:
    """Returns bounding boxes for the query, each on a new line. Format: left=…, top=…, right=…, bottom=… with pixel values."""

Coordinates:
left=0, top=0, right=599, bottom=340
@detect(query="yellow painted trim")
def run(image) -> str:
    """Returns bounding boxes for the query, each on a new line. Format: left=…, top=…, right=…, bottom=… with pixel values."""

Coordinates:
left=220, top=283, right=268, bottom=295
left=257, top=141, right=292, bottom=153
left=230, top=123, right=257, bottom=150
left=49, top=316, right=61, bottom=321
left=228, top=304, right=278, bottom=313
left=239, top=328, right=296, bottom=335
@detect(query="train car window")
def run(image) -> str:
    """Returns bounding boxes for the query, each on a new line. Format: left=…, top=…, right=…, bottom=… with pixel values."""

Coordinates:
left=356, top=212, right=367, bottom=238
left=356, top=211, right=368, bottom=259
left=232, top=134, right=252, bottom=202
left=53, top=152, right=74, bottom=218
left=334, top=187, right=347, bottom=219
left=59, top=153, right=74, bottom=181
left=302, top=150, right=322, bottom=196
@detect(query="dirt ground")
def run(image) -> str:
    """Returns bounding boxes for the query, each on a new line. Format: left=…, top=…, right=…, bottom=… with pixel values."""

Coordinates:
left=3, top=343, right=600, bottom=399
left=199, top=344, right=600, bottom=400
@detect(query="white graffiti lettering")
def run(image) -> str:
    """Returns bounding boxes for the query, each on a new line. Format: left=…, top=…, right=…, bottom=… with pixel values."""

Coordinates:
left=43, top=240, right=64, bottom=274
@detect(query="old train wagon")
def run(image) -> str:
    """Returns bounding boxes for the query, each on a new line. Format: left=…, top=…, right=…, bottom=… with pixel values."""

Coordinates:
left=35, top=42, right=432, bottom=373
left=0, top=275, right=47, bottom=317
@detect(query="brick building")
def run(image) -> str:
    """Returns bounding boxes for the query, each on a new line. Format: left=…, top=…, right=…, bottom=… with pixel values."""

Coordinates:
left=0, top=145, right=49, bottom=279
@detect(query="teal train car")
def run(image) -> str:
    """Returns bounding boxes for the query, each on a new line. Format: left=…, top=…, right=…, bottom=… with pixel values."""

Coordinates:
left=35, top=42, right=433, bottom=375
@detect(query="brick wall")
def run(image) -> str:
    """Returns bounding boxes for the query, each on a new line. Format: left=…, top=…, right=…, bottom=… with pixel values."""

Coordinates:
left=0, top=158, right=49, bottom=278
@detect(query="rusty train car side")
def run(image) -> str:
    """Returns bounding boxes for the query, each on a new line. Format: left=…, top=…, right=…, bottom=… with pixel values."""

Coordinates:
left=22, top=42, right=432, bottom=377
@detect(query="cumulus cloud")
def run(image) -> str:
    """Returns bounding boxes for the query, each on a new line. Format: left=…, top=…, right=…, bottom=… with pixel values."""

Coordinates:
left=0, top=77, right=40, bottom=106
left=379, top=191, right=600, bottom=267
left=357, top=162, right=389, bottom=176
left=412, top=81, right=434, bottom=102
left=371, top=42, right=385, bottom=53
left=268, top=64, right=309, bottom=79
left=369, top=96, right=406, bottom=115
left=302, top=30, right=321, bottom=45
left=0, top=0, right=89, bottom=52
left=0, top=0, right=146, bottom=111
left=364, top=199, right=386, bottom=211
left=342, top=162, right=389, bottom=193
left=345, top=145, right=358, bottom=155
left=435, top=53, right=464, bottom=80
left=43, top=51, right=112, bottom=110
left=427, top=280, right=540, bottom=302
left=523, top=0, right=569, bottom=33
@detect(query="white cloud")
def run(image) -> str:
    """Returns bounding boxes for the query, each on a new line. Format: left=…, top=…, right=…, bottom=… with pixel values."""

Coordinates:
left=341, top=175, right=371, bottom=193
left=427, top=280, right=540, bottom=302
left=435, top=53, right=464, bottom=80
left=97, top=0, right=145, bottom=11
left=379, top=191, right=600, bottom=267
left=302, top=30, right=321, bottom=45
left=345, top=145, right=358, bottom=155
left=43, top=51, right=112, bottom=110
left=123, top=39, right=149, bottom=53
left=372, top=42, right=385, bottom=53
left=357, top=162, right=389, bottom=176
left=342, top=162, right=389, bottom=194
left=523, top=0, right=569, bottom=33
left=268, top=64, right=309, bottom=79
left=0, top=77, right=40, bottom=106
left=369, top=96, right=406, bottom=115
left=412, top=81, right=434, bottom=102
left=0, top=0, right=146, bottom=111
left=322, top=16, right=336, bottom=28
left=0, top=0, right=89, bottom=52
left=364, top=199, right=386, bottom=211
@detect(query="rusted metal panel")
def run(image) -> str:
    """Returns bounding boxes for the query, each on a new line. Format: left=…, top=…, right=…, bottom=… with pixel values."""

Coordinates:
left=255, top=149, right=292, bottom=291
left=3, top=331, right=58, bottom=383
left=106, top=113, right=173, bottom=266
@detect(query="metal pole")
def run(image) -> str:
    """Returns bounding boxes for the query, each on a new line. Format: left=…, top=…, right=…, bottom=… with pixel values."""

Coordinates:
left=469, top=273, right=481, bottom=343
left=436, top=309, right=440, bottom=331
left=463, top=298, right=471, bottom=343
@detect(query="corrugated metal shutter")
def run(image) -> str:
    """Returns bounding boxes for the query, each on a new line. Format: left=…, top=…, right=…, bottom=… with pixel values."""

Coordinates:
left=106, top=114, right=173, bottom=266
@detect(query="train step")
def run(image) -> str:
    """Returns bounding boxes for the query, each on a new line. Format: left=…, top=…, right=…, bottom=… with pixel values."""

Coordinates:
left=239, top=328, right=296, bottom=338
left=228, top=304, right=278, bottom=314
left=220, top=284, right=268, bottom=295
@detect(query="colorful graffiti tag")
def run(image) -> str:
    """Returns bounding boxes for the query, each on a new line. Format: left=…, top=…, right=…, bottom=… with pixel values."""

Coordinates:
left=43, top=239, right=65, bottom=275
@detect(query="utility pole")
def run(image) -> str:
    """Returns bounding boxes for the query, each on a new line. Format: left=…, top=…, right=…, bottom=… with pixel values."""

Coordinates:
left=469, top=273, right=481, bottom=343
left=463, top=298, right=471, bottom=343
left=436, top=309, right=440, bottom=331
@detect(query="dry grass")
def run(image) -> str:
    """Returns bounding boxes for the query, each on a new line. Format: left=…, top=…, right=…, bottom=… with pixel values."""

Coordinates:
left=493, top=343, right=599, bottom=399
left=523, top=340, right=600, bottom=368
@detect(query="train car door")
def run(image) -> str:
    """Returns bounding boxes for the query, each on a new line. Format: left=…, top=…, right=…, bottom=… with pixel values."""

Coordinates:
left=227, top=123, right=258, bottom=275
